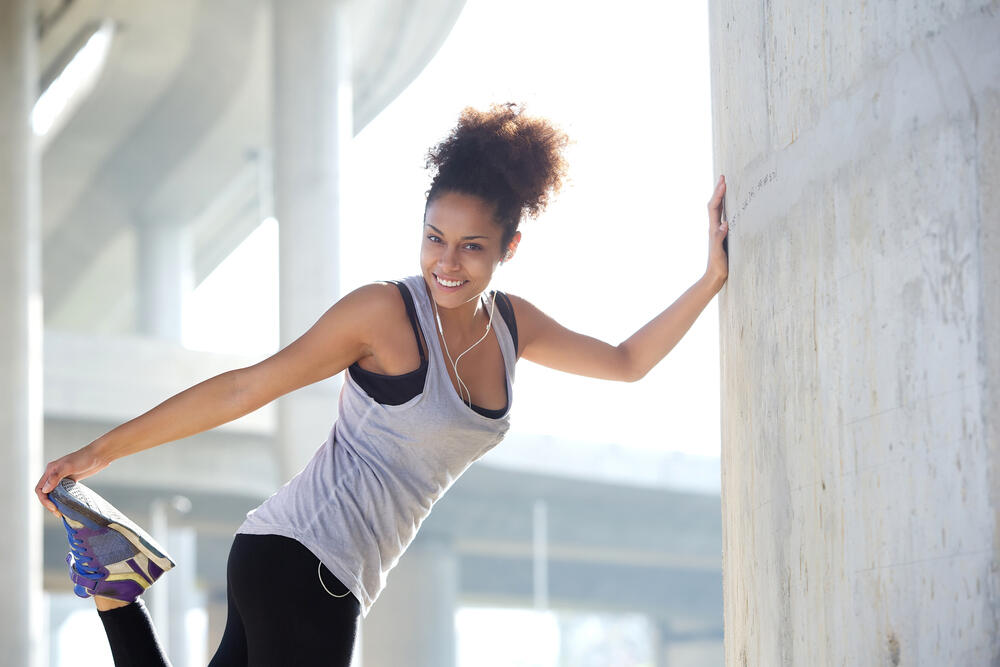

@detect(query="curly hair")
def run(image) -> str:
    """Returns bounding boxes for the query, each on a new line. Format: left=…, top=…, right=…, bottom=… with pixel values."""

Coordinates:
left=424, top=102, right=570, bottom=248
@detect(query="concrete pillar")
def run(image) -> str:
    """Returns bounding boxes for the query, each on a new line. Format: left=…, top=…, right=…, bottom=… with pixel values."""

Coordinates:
left=272, top=0, right=351, bottom=477
left=710, top=2, right=1000, bottom=665
left=361, top=534, right=458, bottom=667
left=0, top=1, right=44, bottom=665
left=137, top=219, right=193, bottom=340
left=47, top=595, right=79, bottom=667
left=146, top=498, right=201, bottom=665
left=653, top=620, right=670, bottom=667
left=165, top=528, right=207, bottom=667
left=532, top=499, right=549, bottom=610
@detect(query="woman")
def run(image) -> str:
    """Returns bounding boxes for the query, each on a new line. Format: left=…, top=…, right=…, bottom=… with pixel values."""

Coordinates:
left=35, top=102, right=729, bottom=666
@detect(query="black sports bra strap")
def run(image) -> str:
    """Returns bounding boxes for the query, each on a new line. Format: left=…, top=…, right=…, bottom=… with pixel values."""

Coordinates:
left=391, top=281, right=426, bottom=362
left=492, top=291, right=519, bottom=357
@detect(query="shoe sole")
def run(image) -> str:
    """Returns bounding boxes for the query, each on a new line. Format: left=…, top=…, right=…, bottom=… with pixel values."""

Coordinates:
left=49, top=479, right=176, bottom=573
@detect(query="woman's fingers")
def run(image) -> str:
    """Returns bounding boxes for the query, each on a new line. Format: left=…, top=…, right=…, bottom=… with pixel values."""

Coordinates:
left=707, top=175, right=726, bottom=225
left=704, top=175, right=730, bottom=283
left=35, top=447, right=103, bottom=517
left=35, top=465, right=63, bottom=516
left=708, top=174, right=725, bottom=199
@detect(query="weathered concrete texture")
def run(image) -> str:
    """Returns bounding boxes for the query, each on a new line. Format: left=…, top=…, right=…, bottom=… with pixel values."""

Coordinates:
left=709, top=2, right=1000, bottom=665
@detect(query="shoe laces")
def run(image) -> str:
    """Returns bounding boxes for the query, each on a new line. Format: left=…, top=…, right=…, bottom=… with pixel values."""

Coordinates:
left=61, top=518, right=103, bottom=582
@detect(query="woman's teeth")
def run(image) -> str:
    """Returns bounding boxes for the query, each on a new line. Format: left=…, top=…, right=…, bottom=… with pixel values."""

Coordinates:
left=436, top=276, right=465, bottom=288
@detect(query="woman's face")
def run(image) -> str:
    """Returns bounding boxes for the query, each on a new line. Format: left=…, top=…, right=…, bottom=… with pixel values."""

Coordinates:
left=420, top=191, right=518, bottom=310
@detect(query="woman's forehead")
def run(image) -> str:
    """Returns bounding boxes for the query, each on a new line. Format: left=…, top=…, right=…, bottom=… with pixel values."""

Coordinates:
left=424, top=192, right=499, bottom=235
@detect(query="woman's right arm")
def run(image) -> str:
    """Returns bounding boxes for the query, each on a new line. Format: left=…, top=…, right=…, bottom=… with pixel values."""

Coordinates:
left=35, top=282, right=397, bottom=515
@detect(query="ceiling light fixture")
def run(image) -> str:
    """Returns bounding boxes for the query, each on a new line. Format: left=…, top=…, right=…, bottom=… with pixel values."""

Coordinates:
left=32, top=19, right=115, bottom=142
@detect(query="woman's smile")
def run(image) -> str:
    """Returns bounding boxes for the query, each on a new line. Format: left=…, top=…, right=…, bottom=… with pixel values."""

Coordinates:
left=433, top=274, right=468, bottom=289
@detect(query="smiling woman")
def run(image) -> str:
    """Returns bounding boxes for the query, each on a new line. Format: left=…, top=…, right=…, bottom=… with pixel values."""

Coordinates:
left=36, top=102, right=727, bottom=666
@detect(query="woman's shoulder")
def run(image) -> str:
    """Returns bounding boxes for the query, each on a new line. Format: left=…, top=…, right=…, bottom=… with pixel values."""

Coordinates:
left=338, top=279, right=427, bottom=334
left=343, top=280, right=412, bottom=316
left=497, top=292, right=552, bottom=348
left=499, top=292, right=534, bottom=319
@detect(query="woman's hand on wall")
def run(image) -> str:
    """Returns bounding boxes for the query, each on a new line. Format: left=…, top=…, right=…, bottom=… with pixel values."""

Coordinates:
left=706, top=175, right=729, bottom=289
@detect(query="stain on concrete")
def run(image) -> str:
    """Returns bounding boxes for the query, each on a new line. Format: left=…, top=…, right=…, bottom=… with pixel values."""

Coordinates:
left=888, top=632, right=901, bottom=665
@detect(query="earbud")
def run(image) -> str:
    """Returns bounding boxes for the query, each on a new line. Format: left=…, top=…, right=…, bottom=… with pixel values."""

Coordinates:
left=502, top=249, right=513, bottom=262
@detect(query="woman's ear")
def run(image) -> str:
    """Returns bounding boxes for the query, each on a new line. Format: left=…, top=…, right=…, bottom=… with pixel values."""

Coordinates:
left=502, top=231, right=522, bottom=263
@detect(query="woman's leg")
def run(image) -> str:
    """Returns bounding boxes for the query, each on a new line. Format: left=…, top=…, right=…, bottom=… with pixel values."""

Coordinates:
left=97, top=598, right=171, bottom=667
left=219, top=533, right=361, bottom=666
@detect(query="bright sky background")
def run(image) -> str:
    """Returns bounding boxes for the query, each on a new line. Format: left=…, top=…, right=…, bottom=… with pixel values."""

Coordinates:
left=343, top=0, right=719, bottom=458
left=187, top=0, right=719, bottom=459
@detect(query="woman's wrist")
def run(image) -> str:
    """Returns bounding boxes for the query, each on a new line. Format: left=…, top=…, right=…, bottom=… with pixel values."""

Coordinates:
left=87, top=436, right=118, bottom=466
left=700, top=271, right=727, bottom=294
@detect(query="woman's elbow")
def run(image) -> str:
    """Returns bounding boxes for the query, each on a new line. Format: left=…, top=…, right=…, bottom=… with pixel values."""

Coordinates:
left=615, top=348, right=646, bottom=383
left=624, top=366, right=647, bottom=383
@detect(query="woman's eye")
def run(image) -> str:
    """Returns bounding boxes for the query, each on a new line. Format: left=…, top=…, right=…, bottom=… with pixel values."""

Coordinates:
left=424, top=235, right=480, bottom=251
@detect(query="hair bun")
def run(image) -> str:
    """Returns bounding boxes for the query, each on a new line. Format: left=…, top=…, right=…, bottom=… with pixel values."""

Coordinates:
left=425, top=103, right=570, bottom=242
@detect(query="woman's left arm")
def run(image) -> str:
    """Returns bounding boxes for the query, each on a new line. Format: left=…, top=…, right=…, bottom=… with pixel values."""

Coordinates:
left=511, top=175, right=729, bottom=382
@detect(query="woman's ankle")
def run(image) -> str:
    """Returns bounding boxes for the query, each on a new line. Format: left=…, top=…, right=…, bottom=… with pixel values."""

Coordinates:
left=94, top=595, right=132, bottom=612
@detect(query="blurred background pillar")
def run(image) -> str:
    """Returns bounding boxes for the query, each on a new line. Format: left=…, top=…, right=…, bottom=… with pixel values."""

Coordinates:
left=362, top=534, right=458, bottom=667
left=273, top=0, right=351, bottom=478
left=0, top=0, right=44, bottom=665
left=710, top=2, right=1000, bottom=664
left=165, top=527, right=206, bottom=667
left=137, top=219, right=193, bottom=340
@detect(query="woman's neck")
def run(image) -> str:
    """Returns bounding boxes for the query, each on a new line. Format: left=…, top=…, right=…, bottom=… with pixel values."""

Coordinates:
left=427, top=288, right=490, bottom=341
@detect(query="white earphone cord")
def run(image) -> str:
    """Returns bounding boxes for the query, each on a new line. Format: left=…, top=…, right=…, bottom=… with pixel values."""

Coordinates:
left=318, top=561, right=351, bottom=598
left=433, top=290, right=497, bottom=407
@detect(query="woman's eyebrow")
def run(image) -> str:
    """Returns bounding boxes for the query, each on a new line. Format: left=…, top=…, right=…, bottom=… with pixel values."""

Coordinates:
left=424, top=223, right=490, bottom=241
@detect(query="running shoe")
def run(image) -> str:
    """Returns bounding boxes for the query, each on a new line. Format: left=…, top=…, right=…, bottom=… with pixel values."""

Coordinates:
left=48, top=478, right=175, bottom=601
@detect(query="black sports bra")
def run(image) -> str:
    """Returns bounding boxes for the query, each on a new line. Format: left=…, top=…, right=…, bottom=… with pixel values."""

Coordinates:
left=348, top=281, right=518, bottom=419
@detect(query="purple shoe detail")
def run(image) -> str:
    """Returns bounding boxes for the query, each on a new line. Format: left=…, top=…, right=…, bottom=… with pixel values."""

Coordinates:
left=126, top=558, right=154, bottom=585
left=92, top=579, right=147, bottom=602
left=148, top=560, right=164, bottom=580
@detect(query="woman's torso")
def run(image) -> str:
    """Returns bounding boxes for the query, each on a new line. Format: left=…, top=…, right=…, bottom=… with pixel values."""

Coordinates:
left=236, top=274, right=517, bottom=617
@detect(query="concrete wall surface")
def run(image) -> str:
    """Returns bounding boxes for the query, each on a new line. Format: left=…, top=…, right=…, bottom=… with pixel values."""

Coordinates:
left=709, top=1, right=1000, bottom=665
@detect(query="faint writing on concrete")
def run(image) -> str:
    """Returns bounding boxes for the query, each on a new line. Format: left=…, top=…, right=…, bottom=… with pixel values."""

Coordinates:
left=728, top=169, right=777, bottom=230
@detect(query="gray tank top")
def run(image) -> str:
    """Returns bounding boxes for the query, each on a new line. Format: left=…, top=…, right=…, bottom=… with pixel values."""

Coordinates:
left=237, top=274, right=515, bottom=616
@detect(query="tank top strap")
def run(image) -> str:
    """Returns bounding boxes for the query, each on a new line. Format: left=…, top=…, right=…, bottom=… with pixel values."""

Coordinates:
left=491, top=290, right=518, bottom=357
left=389, top=280, right=426, bottom=363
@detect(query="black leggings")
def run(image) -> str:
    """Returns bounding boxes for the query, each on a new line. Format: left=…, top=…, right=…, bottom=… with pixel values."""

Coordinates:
left=98, top=534, right=361, bottom=666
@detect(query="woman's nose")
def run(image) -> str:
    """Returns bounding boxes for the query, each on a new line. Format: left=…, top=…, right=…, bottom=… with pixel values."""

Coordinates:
left=439, top=245, right=460, bottom=269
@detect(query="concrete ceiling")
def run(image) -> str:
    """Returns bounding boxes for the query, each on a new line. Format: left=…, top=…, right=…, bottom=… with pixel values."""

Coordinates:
left=36, top=0, right=465, bottom=328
